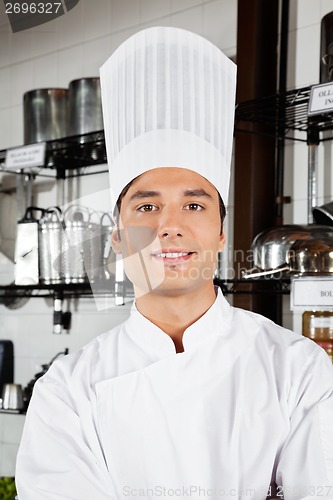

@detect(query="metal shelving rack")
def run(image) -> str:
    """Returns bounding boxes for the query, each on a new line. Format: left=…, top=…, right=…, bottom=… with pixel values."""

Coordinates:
left=234, top=84, right=333, bottom=141
left=0, top=130, right=107, bottom=174
left=0, top=279, right=136, bottom=304
left=0, top=84, right=332, bottom=173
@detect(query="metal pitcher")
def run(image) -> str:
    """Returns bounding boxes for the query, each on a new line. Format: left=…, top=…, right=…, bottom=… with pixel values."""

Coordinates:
left=39, top=207, right=65, bottom=284
left=62, top=206, right=102, bottom=284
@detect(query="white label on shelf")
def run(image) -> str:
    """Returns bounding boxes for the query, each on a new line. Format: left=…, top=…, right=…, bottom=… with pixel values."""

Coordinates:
left=291, top=277, right=333, bottom=310
left=308, top=82, right=333, bottom=115
left=5, top=142, right=46, bottom=170
left=310, top=317, right=333, bottom=329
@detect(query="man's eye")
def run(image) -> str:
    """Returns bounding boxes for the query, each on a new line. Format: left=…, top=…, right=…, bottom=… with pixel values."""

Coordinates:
left=185, top=203, right=204, bottom=211
left=138, top=204, right=157, bottom=212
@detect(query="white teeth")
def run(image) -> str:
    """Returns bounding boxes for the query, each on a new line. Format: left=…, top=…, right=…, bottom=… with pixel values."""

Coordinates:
left=154, top=252, right=190, bottom=258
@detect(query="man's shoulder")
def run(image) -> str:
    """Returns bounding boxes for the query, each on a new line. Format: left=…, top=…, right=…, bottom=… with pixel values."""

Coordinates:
left=230, top=303, right=322, bottom=359
left=43, top=317, right=129, bottom=384
left=225, top=304, right=333, bottom=402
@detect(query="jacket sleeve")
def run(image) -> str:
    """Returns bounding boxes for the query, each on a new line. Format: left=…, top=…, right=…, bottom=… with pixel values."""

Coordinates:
left=15, top=372, right=116, bottom=500
left=275, top=348, right=333, bottom=500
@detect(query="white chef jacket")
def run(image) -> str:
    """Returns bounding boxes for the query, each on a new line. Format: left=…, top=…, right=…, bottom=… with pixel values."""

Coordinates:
left=16, top=288, right=333, bottom=500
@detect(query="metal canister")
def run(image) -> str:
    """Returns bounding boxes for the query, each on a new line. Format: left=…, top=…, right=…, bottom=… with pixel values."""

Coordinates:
left=23, top=88, right=68, bottom=144
left=68, top=78, right=103, bottom=137
left=61, top=207, right=102, bottom=284
left=62, top=207, right=89, bottom=284
left=39, top=207, right=65, bottom=284
left=84, top=213, right=104, bottom=284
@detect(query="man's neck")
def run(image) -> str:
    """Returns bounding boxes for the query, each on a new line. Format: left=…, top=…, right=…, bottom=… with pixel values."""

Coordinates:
left=134, top=281, right=217, bottom=353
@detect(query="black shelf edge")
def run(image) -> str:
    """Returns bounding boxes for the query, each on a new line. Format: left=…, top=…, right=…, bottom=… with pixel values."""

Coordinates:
left=0, top=129, right=107, bottom=172
left=214, top=277, right=291, bottom=295
left=0, top=280, right=134, bottom=300
left=0, top=278, right=291, bottom=299
left=235, top=84, right=333, bottom=141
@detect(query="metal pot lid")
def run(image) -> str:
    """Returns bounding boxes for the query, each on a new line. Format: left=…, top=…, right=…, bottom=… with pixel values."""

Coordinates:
left=251, top=224, right=333, bottom=271
left=288, top=237, right=333, bottom=274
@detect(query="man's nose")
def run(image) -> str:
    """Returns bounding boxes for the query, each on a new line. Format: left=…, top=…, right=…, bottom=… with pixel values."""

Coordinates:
left=157, top=207, right=184, bottom=238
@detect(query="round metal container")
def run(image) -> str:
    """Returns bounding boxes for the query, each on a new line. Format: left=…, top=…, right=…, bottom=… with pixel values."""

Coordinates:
left=23, top=88, right=68, bottom=144
left=84, top=221, right=103, bottom=283
left=39, top=208, right=64, bottom=284
left=250, top=224, right=314, bottom=270
left=68, top=77, right=103, bottom=138
left=61, top=207, right=102, bottom=284
left=243, top=224, right=333, bottom=279
left=288, top=238, right=333, bottom=274
left=62, top=210, right=89, bottom=284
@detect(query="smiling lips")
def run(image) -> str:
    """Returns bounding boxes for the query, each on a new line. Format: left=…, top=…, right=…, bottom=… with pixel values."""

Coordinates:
left=151, top=249, right=195, bottom=264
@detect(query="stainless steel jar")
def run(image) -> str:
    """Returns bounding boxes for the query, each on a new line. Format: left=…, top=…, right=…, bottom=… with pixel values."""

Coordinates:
left=23, top=88, right=68, bottom=144
left=62, top=207, right=102, bottom=284
left=39, top=207, right=65, bottom=284
left=68, top=77, right=103, bottom=137
left=243, top=224, right=333, bottom=278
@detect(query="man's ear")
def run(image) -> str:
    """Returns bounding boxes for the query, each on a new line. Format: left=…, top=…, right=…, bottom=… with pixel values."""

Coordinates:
left=218, top=228, right=226, bottom=253
left=111, top=225, right=122, bottom=254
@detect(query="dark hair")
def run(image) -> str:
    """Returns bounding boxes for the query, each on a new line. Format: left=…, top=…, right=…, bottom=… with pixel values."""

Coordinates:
left=114, top=174, right=226, bottom=234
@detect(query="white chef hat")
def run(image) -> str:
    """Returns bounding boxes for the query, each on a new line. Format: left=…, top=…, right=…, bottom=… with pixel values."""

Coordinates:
left=100, top=26, right=236, bottom=213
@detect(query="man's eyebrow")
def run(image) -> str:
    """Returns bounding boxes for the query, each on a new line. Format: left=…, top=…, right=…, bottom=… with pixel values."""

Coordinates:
left=129, top=190, right=161, bottom=202
left=183, top=189, right=213, bottom=199
left=128, top=188, right=213, bottom=202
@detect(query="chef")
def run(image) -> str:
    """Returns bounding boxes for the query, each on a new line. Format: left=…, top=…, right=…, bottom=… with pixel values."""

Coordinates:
left=16, top=27, right=333, bottom=500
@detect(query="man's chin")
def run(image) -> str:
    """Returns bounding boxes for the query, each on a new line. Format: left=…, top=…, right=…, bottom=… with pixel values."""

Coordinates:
left=133, top=276, right=213, bottom=299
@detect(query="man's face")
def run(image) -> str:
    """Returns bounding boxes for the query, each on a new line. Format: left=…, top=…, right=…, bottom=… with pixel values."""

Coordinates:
left=112, top=167, right=225, bottom=297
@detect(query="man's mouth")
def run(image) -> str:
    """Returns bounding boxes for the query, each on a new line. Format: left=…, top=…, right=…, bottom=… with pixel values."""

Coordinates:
left=151, top=250, right=195, bottom=263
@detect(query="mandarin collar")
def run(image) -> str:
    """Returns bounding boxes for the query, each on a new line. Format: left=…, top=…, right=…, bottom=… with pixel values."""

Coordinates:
left=125, top=287, right=233, bottom=358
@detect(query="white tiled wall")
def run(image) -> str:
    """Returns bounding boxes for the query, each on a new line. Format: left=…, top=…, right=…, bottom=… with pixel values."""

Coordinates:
left=0, top=415, right=25, bottom=477
left=0, top=0, right=237, bottom=476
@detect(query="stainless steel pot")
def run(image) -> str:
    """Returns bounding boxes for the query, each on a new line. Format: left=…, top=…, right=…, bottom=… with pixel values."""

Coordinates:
left=68, top=78, right=103, bottom=137
left=243, top=224, right=333, bottom=278
left=62, top=207, right=90, bottom=284
left=250, top=224, right=311, bottom=270
left=288, top=238, right=333, bottom=274
left=62, top=207, right=102, bottom=284
left=24, top=88, right=68, bottom=144
left=39, top=207, right=65, bottom=284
